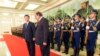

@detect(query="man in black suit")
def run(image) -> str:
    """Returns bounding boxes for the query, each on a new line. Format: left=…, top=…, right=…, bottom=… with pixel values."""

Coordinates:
left=35, top=12, right=50, bottom=56
left=23, top=15, right=35, bottom=56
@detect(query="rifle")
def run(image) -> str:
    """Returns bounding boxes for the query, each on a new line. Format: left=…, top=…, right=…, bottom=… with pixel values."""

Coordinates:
left=84, top=0, right=89, bottom=45
left=70, top=19, right=74, bottom=42
left=84, top=20, right=89, bottom=45
left=53, top=22, right=56, bottom=39
left=60, top=20, right=64, bottom=41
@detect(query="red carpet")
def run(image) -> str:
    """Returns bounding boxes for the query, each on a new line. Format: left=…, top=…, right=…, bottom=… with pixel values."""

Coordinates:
left=3, top=34, right=60, bottom=56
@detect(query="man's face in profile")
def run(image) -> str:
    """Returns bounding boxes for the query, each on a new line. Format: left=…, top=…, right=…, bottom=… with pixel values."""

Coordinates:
left=35, top=14, right=40, bottom=21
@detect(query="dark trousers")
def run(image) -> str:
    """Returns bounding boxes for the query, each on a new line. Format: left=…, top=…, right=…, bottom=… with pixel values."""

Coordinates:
left=25, top=40, right=35, bottom=56
left=80, top=30, right=85, bottom=50
left=49, top=32, right=54, bottom=48
left=72, top=32, right=80, bottom=56
left=73, top=48, right=80, bottom=56
left=40, top=43, right=50, bottom=56
left=86, top=32, right=97, bottom=56
left=87, top=50, right=94, bottom=56
left=62, top=32, right=70, bottom=53
left=55, top=31, right=61, bottom=51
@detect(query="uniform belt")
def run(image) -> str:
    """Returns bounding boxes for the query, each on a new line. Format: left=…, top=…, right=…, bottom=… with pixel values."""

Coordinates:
left=73, top=30, right=79, bottom=32
left=56, top=30, right=60, bottom=31
left=89, top=31, right=95, bottom=32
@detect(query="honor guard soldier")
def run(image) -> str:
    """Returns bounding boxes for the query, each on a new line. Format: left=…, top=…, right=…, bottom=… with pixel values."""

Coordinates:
left=85, top=9, right=100, bottom=56
left=54, top=18, right=62, bottom=51
left=49, top=20, right=54, bottom=49
left=80, top=16, right=86, bottom=51
left=71, top=14, right=81, bottom=56
left=61, top=16, right=71, bottom=54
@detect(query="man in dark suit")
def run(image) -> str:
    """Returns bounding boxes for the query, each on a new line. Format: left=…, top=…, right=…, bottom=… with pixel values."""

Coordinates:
left=23, top=15, right=35, bottom=56
left=35, top=12, right=50, bottom=56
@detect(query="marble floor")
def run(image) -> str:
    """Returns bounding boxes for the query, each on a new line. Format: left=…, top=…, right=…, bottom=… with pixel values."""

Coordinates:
left=0, top=41, right=11, bottom=56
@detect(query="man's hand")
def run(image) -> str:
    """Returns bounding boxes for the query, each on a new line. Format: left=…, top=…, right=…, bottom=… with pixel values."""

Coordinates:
left=43, top=42, right=47, bottom=46
left=33, top=38, right=35, bottom=41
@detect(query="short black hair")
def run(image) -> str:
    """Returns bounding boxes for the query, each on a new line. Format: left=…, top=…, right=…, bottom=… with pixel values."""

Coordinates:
left=24, top=14, right=30, bottom=18
left=74, top=14, right=81, bottom=18
left=90, top=9, right=98, bottom=14
left=56, top=17, right=62, bottom=21
left=36, top=12, right=43, bottom=16
left=81, top=16, right=86, bottom=20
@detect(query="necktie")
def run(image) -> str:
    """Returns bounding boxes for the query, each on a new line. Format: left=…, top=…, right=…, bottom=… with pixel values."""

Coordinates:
left=25, top=23, right=28, bottom=29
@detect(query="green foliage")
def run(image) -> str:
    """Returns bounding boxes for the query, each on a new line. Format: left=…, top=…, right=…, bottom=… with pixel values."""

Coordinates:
left=46, top=16, right=55, bottom=24
left=46, top=9, right=68, bottom=22
left=45, top=1, right=100, bottom=22
left=97, top=9, right=100, bottom=19
left=55, top=9, right=67, bottom=19
left=77, top=5, right=93, bottom=18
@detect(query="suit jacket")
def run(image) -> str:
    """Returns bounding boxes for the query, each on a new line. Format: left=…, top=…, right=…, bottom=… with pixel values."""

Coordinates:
left=35, top=17, right=49, bottom=45
left=23, top=22, right=35, bottom=42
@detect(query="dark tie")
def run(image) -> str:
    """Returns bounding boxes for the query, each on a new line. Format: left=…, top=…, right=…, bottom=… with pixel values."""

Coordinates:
left=25, top=23, right=28, bottom=29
